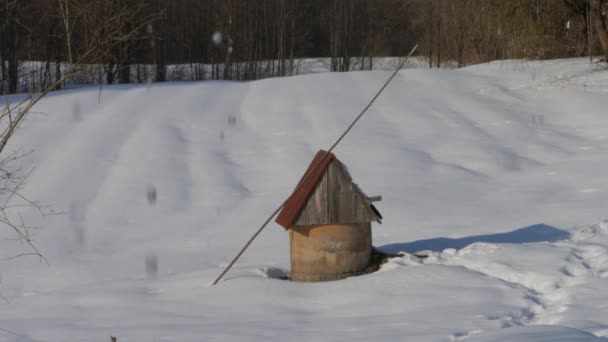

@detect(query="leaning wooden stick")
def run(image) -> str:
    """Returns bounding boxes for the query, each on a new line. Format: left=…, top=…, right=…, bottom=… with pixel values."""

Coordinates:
left=212, top=44, right=419, bottom=286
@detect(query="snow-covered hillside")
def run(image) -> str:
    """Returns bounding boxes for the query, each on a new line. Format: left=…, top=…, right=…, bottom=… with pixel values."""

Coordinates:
left=1, top=58, right=608, bottom=341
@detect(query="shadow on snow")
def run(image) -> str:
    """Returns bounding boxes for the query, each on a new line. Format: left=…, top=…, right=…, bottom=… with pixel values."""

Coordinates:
left=379, top=223, right=570, bottom=254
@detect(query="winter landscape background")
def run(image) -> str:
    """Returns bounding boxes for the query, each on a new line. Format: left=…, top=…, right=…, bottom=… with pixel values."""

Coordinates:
left=0, top=57, right=607, bottom=341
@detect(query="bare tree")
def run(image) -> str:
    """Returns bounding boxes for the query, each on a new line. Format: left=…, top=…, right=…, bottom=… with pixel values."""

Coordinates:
left=0, top=0, right=159, bottom=262
left=2, top=0, right=607, bottom=89
left=589, top=0, right=608, bottom=59
left=1, top=0, right=19, bottom=94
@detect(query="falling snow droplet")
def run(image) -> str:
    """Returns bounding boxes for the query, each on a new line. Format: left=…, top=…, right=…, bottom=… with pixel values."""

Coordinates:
left=228, top=115, right=237, bottom=126
left=69, top=201, right=86, bottom=247
left=72, top=102, right=81, bottom=122
left=145, top=255, right=159, bottom=277
left=212, top=31, right=223, bottom=46
left=74, top=227, right=85, bottom=247
left=147, top=186, right=157, bottom=205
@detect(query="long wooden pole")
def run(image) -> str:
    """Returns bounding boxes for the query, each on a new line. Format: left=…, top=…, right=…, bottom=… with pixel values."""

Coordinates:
left=212, top=44, right=419, bottom=285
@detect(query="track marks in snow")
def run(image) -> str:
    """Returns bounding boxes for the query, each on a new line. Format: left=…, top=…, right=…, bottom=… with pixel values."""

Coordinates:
left=163, top=123, right=193, bottom=210
left=174, top=82, right=256, bottom=216
left=376, top=78, right=548, bottom=178
left=24, top=86, right=205, bottom=255
left=209, top=150, right=251, bottom=197
left=385, top=221, right=608, bottom=338
left=18, top=88, right=154, bottom=254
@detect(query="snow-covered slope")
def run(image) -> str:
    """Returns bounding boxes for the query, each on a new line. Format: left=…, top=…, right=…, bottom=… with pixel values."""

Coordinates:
left=1, top=58, right=608, bottom=341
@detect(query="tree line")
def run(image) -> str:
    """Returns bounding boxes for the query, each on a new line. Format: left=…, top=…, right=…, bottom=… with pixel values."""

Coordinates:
left=1, top=0, right=607, bottom=94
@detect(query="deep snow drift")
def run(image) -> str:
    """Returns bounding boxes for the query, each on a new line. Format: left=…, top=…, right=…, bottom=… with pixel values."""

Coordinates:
left=1, top=58, right=608, bottom=341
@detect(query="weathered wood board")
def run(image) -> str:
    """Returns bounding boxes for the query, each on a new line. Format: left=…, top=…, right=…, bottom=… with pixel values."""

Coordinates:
left=294, top=160, right=380, bottom=226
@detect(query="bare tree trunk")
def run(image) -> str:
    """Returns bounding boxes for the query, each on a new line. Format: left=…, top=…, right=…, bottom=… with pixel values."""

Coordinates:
left=43, top=24, right=54, bottom=90
left=106, top=58, right=116, bottom=84
left=54, top=28, right=62, bottom=90
left=588, top=4, right=593, bottom=62
left=118, top=39, right=132, bottom=84
left=223, top=0, right=233, bottom=80
left=155, top=0, right=166, bottom=82
left=0, top=48, right=4, bottom=94
left=3, top=0, right=19, bottom=94
left=428, top=0, right=433, bottom=68
left=58, top=0, right=73, bottom=65
left=289, top=0, right=296, bottom=76
left=436, top=0, right=441, bottom=68
left=590, top=0, right=608, bottom=59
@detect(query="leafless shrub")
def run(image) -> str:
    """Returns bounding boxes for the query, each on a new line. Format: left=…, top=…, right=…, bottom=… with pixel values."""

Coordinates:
left=0, top=0, right=160, bottom=262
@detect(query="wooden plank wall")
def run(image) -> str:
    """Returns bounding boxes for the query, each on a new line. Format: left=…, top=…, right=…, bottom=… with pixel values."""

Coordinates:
left=294, top=160, right=375, bottom=225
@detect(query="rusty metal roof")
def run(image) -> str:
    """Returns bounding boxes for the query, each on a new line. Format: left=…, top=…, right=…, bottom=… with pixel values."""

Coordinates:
left=276, top=150, right=336, bottom=230
left=275, top=150, right=382, bottom=230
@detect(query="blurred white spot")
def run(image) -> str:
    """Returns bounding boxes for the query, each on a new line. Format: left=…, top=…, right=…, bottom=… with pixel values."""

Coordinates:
left=580, top=188, right=600, bottom=193
left=443, top=248, right=458, bottom=256
left=212, top=31, right=223, bottom=46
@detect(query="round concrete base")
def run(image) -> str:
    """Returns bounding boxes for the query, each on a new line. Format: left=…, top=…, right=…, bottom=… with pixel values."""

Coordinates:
left=289, top=223, right=372, bottom=282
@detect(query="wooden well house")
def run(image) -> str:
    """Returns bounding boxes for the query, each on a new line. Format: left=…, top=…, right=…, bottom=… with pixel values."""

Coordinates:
left=276, top=150, right=382, bottom=282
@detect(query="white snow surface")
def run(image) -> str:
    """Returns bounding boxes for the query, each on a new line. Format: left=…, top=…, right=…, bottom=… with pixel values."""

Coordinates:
left=1, top=58, right=608, bottom=341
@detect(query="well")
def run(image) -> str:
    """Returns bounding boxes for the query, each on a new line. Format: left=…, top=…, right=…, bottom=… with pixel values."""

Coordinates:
left=289, top=223, right=372, bottom=282
left=276, top=150, right=382, bottom=282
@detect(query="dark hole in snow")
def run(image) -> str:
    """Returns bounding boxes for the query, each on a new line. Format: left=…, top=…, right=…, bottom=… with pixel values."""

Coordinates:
left=363, top=248, right=405, bottom=275
left=262, top=267, right=289, bottom=280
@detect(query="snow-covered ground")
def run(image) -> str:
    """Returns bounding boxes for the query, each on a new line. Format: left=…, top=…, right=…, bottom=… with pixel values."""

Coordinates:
left=1, top=58, right=608, bottom=341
